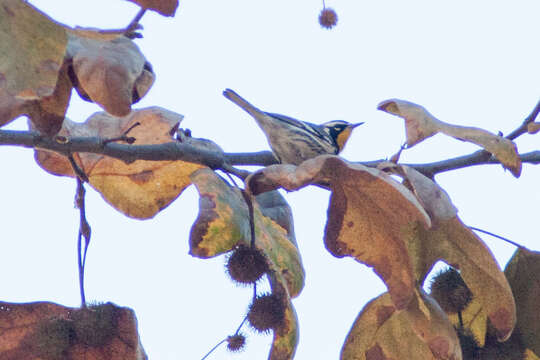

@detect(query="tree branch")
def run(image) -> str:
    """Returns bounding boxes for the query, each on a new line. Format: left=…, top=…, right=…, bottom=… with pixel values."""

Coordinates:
left=2, top=129, right=540, bottom=177
left=505, top=98, right=540, bottom=140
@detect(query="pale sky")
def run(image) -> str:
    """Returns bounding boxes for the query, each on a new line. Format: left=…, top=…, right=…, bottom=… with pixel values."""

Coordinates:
left=1, top=1, right=539, bottom=359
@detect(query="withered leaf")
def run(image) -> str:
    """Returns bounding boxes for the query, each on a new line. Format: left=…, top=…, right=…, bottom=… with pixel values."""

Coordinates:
left=268, top=272, right=299, bottom=360
left=0, top=0, right=69, bottom=134
left=341, top=290, right=461, bottom=360
left=0, top=2, right=155, bottom=135
left=67, top=29, right=154, bottom=117
left=0, top=301, right=146, bottom=360
left=378, top=99, right=522, bottom=177
left=190, top=169, right=305, bottom=298
left=34, top=107, right=203, bottom=219
left=127, top=0, right=179, bottom=16
left=247, top=155, right=431, bottom=310
left=400, top=166, right=516, bottom=342
left=504, top=248, right=540, bottom=356
left=0, top=0, right=66, bottom=100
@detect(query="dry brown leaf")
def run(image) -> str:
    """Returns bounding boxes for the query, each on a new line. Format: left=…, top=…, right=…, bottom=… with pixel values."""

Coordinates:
left=34, top=107, right=204, bottom=219
left=127, top=0, right=179, bottom=16
left=341, top=290, right=461, bottom=360
left=247, top=155, right=431, bottom=310
left=400, top=166, right=516, bottom=342
left=0, top=2, right=156, bottom=134
left=190, top=169, right=305, bottom=298
left=67, top=29, right=154, bottom=117
left=504, top=249, right=540, bottom=356
left=0, top=0, right=70, bottom=134
left=378, top=99, right=522, bottom=177
left=0, top=0, right=67, bottom=101
left=0, top=301, right=146, bottom=360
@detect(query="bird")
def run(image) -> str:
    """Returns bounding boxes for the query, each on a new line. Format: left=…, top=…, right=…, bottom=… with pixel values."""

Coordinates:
left=223, top=89, right=363, bottom=165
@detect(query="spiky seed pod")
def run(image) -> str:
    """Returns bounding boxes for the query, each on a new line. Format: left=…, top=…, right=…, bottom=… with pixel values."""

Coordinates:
left=226, top=333, right=246, bottom=352
left=455, top=326, right=480, bottom=359
left=226, top=245, right=269, bottom=285
left=70, top=303, right=117, bottom=347
left=247, top=294, right=285, bottom=333
left=430, top=267, right=473, bottom=314
left=319, top=8, right=338, bottom=29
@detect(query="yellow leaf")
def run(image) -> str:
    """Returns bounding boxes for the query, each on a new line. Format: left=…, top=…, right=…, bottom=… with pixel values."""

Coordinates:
left=401, top=166, right=516, bottom=342
left=247, top=155, right=431, bottom=309
left=34, top=107, right=203, bottom=219
left=190, top=169, right=305, bottom=298
left=341, top=290, right=461, bottom=360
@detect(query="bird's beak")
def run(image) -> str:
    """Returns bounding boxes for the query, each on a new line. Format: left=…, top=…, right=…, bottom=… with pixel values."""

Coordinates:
left=350, top=122, right=364, bottom=129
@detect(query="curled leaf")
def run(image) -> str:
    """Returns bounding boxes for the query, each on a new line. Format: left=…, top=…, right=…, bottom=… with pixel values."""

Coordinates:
left=190, top=169, right=304, bottom=298
left=0, top=0, right=69, bottom=134
left=66, top=29, right=154, bottom=117
left=400, top=166, right=516, bottom=342
left=34, top=107, right=203, bottom=219
left=247, top=155, right=431, bottom=310
left=341, top=290, right=461, bottom=360
left=378, top=99, right=522, bottom=177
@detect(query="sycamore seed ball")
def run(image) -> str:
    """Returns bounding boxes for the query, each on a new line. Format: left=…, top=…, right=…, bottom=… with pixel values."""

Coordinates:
left=247, top=294, right=285, bottom=333
left=430, top=267, right=473, bottom=314
left=226, top=245, right=269, bottom=285
left=319, top=8, right=338, bottom=29
left=226, top=333, right=246, bottom=352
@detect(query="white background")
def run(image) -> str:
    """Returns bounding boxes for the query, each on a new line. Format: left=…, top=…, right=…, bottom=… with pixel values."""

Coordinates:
left=1, top=0, right=539, bottom=359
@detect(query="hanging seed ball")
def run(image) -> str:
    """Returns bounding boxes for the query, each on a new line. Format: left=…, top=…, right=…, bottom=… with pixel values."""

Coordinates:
left=226, top=333, right=246, bottom=352
left=247, top=294, right=285, bottom=333
left=455, top=326, right=480, bottom=359
left=430, top=267, right=473, bottom=314
left=319, top=8, right=338, bottom=29
left=226, top=245, right=269, bottom=285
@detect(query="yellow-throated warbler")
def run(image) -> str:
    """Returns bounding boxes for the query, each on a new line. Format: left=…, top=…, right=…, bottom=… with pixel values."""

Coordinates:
left=223, top=89, right=363, bottom=165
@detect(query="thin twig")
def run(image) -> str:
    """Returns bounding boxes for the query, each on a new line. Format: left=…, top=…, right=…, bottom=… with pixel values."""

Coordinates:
left=469, top=226, right=527, bottom=250
left=102, top=122, right=140, bottom=145
left=75, top=177, right=91, bottom=308
left=68, top=154, right=89, bottom=182
left=222, top=163, right=251, bottom=181
left=505, top=98, right=540, bottom=140
left=200, top=339, right=227, bottom=360
left=124, top=8, right=147, bottom=36
left=234, top=315, right=248, bottom=335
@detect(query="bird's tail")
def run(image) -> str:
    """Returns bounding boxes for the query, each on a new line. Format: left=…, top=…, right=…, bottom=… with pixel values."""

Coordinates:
left=223, top=89, right=266, bottom=119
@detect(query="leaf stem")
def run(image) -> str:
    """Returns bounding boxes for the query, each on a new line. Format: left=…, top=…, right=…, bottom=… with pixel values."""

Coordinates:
left=469, top=226, right=527, bottom=250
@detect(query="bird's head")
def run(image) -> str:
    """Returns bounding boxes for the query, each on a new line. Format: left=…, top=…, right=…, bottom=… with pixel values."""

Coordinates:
left=322, top=120, right=364, bottom=153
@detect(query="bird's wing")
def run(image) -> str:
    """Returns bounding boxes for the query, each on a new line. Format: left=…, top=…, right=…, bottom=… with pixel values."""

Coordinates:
left=265, top=112, right=334, bottom=146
